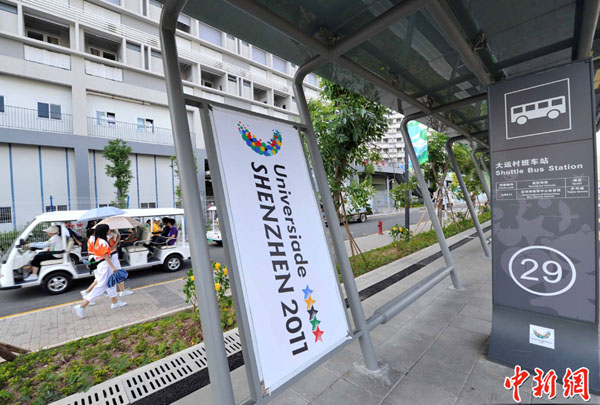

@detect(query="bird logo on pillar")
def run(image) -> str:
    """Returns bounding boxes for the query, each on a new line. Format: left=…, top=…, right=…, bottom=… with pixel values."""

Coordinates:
left=238, top=121, right=283, bottom=156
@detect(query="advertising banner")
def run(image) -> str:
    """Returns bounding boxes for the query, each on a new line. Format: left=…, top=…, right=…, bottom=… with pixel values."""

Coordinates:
left=209, top=107, right=351, bottom=393
left=407, top=121, right=428, bottom=166
left=488, top=60, right=599, bottom=385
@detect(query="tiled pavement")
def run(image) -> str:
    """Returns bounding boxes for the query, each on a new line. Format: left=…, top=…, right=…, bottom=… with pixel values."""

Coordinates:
left=176, top=225, right=600, bottom=404
left=0, top=228, right=401, bottom=351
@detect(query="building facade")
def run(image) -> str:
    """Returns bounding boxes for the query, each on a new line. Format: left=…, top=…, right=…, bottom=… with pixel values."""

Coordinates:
left=373, top=111, right=406, bottom=169
left=0, top=0, right=320, bottom=231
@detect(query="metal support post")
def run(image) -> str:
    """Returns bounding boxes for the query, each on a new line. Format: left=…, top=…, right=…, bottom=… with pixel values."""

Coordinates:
left=159, top=1, right=235, bottom=404
left=445, top=136, right=490, bottom=257
left=479, top=152, right=490, bottom=174
left=404, top=123, right=411, bottom=232
left=471, top=150, right=490, bottom=201
left=401, top=115, right=462, bottom=289
left=293, top=65, right=380, bottom=372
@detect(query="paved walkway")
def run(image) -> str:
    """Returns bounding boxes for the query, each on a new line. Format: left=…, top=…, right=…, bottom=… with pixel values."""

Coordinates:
left=0, top=229, right=402, bottom=351
left=176, top=225, right=600, bottom=405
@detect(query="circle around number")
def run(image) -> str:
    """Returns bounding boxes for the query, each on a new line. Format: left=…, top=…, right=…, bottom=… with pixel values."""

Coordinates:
left=508, top=245, right=576, bottom=296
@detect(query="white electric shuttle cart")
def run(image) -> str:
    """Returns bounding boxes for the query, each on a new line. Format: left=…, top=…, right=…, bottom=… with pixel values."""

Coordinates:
left=0, top=208, right=190, bottom=294
left=205, top=205, right=222, bottom=245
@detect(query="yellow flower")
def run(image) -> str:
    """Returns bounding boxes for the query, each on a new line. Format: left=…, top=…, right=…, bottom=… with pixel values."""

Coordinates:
left=215, top=262, right=221, bottom=270
left=215, top=282, right=221, bottom=291
left=392, top=227, right=397, bottom=231
left=190, top=276, right=194, bottom=281
left=224, top=267, right=228, bottom=275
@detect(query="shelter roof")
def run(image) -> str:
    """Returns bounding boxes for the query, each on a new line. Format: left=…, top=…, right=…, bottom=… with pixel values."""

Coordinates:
left=178, top=0, right=600, bottom=143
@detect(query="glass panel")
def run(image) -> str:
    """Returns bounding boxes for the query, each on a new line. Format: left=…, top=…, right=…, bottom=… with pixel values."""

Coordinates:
left=27, top=30, right=44, bottom=41
left=97, top=111, right=106, bottom=125
left=137, top=118, right=144, bottom=131
left=0, top=1, right=17, bottom=14
left=50, top=104, right=61, bottom=120
left=0, top=96, right=4, bottom=113
left=126, top=42, right=141, bottom=52
left=252, top=47, right=266, bottom=65
left=199, top=23, right=222, bottom=46
left=37, top=102, right=49, bottom=118
left=272, top=55, right=287, bottom=73
left=46, top=36, right=59, bottom=45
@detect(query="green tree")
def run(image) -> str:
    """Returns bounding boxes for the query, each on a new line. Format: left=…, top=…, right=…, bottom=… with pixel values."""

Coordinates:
left=420, top=131, right=451, bottom=224
left=390, top=175, right=418, bottom=209
left=308, top=79, right=389, bottom=256
left=103, top=139, right=133, bottom=208
left=450, top=143, right=486, bottom=216
left=170, top=155, right=198, bottom=207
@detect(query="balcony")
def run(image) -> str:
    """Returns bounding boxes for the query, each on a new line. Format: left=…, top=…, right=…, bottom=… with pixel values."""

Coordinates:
left=87, top=117, right=177, bottom=145
left=0, top=105, right=73, bottom=134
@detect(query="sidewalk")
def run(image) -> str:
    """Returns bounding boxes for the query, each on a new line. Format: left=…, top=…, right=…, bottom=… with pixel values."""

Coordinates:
left=0, top=230, right=399, bottom=351
left=176, top=225, right=600, bottom=404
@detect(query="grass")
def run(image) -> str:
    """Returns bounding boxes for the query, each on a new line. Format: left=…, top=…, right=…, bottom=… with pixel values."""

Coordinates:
left=0, top=308, right=235, bottom=405
left=349, top=211, right=491, bottom=277
left=0, top=211, right=489, bottom=404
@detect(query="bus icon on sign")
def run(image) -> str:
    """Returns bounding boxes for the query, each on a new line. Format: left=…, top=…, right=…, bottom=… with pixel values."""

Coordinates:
left=504, top=78, right=571, bottom=140
left=510, top=96, right=566, bottom=125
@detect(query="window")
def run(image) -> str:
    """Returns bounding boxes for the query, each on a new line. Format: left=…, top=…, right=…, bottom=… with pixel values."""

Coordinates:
left=199, top=23, right=222, bottom=46
left=525, top=104, right=535, bottom=111
left=104, top=0, right=120, bottom=5
left=38, top=103, right=60, bottom=119
left=151, top=50, right=162, bottom=59
left=38, top=102, right=49, bottom=118
left=90, top=47, right=117, bottom=61
left=97, top=111, right=115, bottom=127
left=149, top=0, right=162, bottom=8
left=0, top=96, right=4, bottom=113
left=126, top=42, right=141, bottom=52
left=252, top=47, right=266, bottom=65
left=0, top=1, right=17, bottom=14
left=45, top=205, right=67, bottom=212
left=538, top=101, right=548, bottom=108
left=0, top=207, right=11, bottom=224
left=27, top=30, right=59, bottom=46
left=137, top=118, right=154, bottom=133
left=513, top=106, right=523, bottom=114
left=141, top=202, right=156, bottom=209
left=272, top=56, right=287, bottom=73
left=49, top=104, right=61, bottom=119
left=552, top=98, right=563, bottom=106
left=177, top=14, right=191, bottom=33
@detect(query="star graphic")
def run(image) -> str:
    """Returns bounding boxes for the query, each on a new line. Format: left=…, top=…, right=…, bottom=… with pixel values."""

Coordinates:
left=310, top=316, right=321, bottom=331
left=307, top=306, right=318, bottom=319
left=313, top=327, right=324, bottom=342
left=302, top=285, right=313, bottom=300
left=304, top=295, right=316, bottom=309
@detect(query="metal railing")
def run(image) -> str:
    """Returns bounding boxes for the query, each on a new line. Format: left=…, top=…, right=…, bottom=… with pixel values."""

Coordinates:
left=87, top=117, right=177, bottom=145
left=0, top=105, right=73, bottom=134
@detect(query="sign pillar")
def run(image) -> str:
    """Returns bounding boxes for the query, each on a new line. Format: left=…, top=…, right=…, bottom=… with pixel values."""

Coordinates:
left=488, top=60, right=599, bottom=390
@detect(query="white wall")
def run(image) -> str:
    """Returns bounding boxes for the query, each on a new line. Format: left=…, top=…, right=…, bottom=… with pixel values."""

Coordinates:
left=41, top=147, right=70, bottom=210
left=0, top=144, right=13, bottom=232
left=136, top=154, right=156, bottom=207
left=0, top=6, right=19, bottom=34
left=0, top=76, right=72, bottom=113
left=12, top=144, right=43, bottom=229
left=86, top=94, right=172, bottom=129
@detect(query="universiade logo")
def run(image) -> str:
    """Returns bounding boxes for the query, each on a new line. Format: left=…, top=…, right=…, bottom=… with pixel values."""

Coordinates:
left=533, top=329, right=551, bottom=340
left=238, top=121, right=282, bottom=156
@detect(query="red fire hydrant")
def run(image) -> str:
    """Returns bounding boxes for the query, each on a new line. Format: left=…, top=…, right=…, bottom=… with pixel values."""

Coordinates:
left=378, top=220, right=383, bottom=235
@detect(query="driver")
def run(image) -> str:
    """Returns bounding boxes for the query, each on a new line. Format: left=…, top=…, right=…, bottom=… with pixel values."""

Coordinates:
left=24, top=225, right=64, bottom=282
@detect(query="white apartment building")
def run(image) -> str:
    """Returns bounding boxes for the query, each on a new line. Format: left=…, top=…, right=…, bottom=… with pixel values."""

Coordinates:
left=373, top=112, right=406, bottom=169
left=0, top=0, right=320, bottom=231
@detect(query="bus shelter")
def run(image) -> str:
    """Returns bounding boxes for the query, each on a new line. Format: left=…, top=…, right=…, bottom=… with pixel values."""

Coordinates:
left=157, top=0, right=600, bottom=402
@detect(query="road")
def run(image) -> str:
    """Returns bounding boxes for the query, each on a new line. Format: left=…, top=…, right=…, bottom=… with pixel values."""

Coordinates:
left=0, top=208, right=430, bottom=317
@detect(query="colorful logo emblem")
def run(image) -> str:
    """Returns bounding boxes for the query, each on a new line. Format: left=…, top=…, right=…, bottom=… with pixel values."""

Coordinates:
left=533, top=329, right=551, bottom=340
left=238, top=121, right=282, bottom=156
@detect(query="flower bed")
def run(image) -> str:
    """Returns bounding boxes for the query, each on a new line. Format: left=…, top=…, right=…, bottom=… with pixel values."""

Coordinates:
left=349, top=211, right=491, bottom=277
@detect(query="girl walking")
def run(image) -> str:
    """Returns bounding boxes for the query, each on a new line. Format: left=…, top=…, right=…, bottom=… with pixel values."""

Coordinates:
left=74, top=224, right=127, bottom=318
